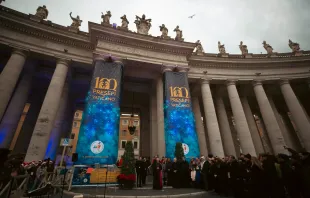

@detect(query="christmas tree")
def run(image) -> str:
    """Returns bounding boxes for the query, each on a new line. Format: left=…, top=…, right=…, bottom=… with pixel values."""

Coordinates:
left=120, top=141, right=136, bottom=177
left=174, top=142, right=185, bottom=160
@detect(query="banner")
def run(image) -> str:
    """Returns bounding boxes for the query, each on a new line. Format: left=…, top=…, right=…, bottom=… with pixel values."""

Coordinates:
left=75, top=60, right=123, bottom=165
left=71, top=165, right=120, bottom=186
left=164, top=72, right=200, bottom=159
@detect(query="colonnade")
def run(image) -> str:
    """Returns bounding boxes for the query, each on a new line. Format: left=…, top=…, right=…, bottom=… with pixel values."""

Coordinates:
left=186, top=79, right=310, bottom=157
left=1, top=48, right=310, bottom=163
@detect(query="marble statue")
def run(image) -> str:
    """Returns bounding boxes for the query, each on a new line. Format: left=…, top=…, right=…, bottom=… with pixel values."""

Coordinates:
left=289, top=39, right=300, bottom=52
left=218, top=41, right=226, bottom=54
left=239, top=41, right=248, bottom=55
left=195, top=40, right=204, bottom=55
left=120, top=15, right=129, bottom=29
left=69, top=12, right=82, bottom=29
left=134, top=14, right=152, bottom=35
left=35, top=5, right=48, bottom=19
left=262, top=41, right=273, bottom=55
left=173, top=25, right=184, bottom=41
left=159, top=24, right=169, bottom=38
left=101, top=11, right=112, bottom=25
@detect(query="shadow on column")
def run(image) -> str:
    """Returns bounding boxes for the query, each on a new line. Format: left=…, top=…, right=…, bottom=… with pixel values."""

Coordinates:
left=12, top=82, right=48, bottom=154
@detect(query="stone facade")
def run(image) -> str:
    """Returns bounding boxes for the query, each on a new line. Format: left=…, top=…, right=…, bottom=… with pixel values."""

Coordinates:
left=0, top=5, right=310, bottom=161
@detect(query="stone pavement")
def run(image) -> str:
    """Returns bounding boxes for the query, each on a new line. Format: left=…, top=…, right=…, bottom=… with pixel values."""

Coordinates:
left=62, top=186, right=232, bottom=198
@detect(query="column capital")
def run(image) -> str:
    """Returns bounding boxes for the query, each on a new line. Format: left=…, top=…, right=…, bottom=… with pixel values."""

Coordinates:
left=226, top=80, right=237, bottom=86
left=252, top=80, right=263, bottom=87
left=56, top=58, right=71, bottom=67
left=12, top=48, right=27, bottom=59
left=279, top=79, right=290, bottom=86
left=200, top=78, right=210, bottom=85
left=161, top=65, right=174, bottom=73
left=176, top=67, right=189, bottom=72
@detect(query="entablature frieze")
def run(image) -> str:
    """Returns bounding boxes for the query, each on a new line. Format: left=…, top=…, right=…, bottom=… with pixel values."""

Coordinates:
left=95, top=40, right=189, bottom=67
left=188, top=73, right=310, bottom=84
left=89, top=22, right=196, bottom=56
left=189, top=61, right=310, bottom=69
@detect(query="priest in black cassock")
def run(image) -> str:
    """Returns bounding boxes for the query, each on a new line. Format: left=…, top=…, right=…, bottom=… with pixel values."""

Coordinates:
left=152, top=157, right=163, bottom=190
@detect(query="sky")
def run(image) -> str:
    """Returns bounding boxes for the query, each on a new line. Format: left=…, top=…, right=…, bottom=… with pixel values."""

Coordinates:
left=3, top=0, right=310, bottom=54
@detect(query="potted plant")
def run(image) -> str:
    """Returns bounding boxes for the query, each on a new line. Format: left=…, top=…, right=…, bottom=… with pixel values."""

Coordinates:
left=117, top=141, right=136, bottom=189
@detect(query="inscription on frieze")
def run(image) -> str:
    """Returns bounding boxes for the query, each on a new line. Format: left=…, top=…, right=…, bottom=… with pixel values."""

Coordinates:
left=97, top=41, right=187, bottom=62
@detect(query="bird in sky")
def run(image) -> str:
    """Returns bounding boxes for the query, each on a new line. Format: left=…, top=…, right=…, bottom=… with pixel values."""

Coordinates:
left=188, top=14, right=195, bottom=19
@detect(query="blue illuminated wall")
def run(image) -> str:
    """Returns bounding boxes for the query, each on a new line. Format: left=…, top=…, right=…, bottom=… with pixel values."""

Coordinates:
left=164, top=71, right=200, bottom=159
left=75, top=60, right=123, bottom=165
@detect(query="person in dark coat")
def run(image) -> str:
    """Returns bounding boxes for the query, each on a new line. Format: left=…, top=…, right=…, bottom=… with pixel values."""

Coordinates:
left=180, top=157, right=190, bottom=188
left=152, top=157, right=163, bottom=190
left=141, top=158, right=147, bottom=185
left=300, top=152, right=310, bottom=198
left=165, top=158, right=173, bottom=186
left=262, top=154, right=285, bottom=198
left=249, top=157, right=264, bottom=198
left=135, top=156, right=143, bottom=187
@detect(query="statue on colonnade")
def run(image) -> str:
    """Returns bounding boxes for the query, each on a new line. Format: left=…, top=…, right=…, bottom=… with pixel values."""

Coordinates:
left=159, top=24, right=170, bottom=39
left=288, top=39, right=301, bottom=53
left=262, top=41, right=274, bottom=55
left=239, top=41, right=248, bottom=56
left=218, top=41, right=226, bottom=54
left=35, top=5, right=48, bottom=20
left=195, top=40, right=204, bottom=55
left=120, top=15, right=129, bottom=30
left=173, top=25, right=184, bottom=41
left=134, top=14, right=152, bottom=35
left=101, top=11, right=112, bottom=26
left=69, top=12, right=82, bottom=29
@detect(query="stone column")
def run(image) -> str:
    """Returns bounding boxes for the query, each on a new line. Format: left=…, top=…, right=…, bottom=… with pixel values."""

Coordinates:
left=0, top=49, right=27, bottom=121
left=280, top=79, right=310, bottom=151
left=215, top=92, right=236, bottom=156
left=12, top=89, right=46, bottom=154
left=150, top=82, right=158, bottom=157
left=240, top=96, right=265, bottom=155
left=192, top=97, right=208, bottom=156
left=24, top=59, right=70, bottom=162
left=44, top=81, right=69, bottom=160
left=157, top=68, right=168, bottom=157
left=226, top=81, right=256, bottom=156
left=268, top=94, right=300, bottom=150
left=0, top=64, right=35, bottom=148
left=252, top=81, right=287, bottom=154
left=0, top=65, right=34, bottom=148
left=201, top=80, right=224, bottom=157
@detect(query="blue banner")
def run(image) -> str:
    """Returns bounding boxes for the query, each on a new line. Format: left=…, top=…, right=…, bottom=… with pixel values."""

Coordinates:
left=164, top=71, right=200, bottom=159
left=75, top=60, right=123, bottom=165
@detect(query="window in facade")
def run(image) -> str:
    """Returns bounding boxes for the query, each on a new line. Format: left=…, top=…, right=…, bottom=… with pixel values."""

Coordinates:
left=70, top=133, right=75, bottom=139
left=75, top=112, right=79, bottom=117
left=133, top=120, right=139, bottom=126
left=73, top=121, right=78, bottom=127
left=121, top=140, right=127, bottom=148
left=121, top=130, right=127, bottom=136
left=133, top=141, right=138, bottom=149
left=122, top=120, right=128, bottom=125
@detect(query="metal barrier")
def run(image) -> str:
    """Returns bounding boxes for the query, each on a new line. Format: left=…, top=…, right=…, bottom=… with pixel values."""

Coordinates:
left=0, top=174, right=29, bottom=198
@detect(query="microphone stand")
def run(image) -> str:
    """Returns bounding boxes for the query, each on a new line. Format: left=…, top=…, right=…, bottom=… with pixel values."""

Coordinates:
left=61, top=164, right=67, bottom=198
left=104, top=156, right=109, bottom=198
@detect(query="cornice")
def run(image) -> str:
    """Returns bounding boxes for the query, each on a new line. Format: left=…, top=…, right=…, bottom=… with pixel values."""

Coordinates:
left=189, top=52, right=310, bottom=65
left=189, top=60, right=310, bottom=69
left=0, top=6, right=93, bottom=50
left=89, top=22, right=196, bottom=56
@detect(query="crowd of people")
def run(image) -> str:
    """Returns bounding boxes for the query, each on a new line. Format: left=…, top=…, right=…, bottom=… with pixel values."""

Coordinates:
left=0, top=149, right=56, bottom=194
left=149, top=147, right=310, bottom=198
